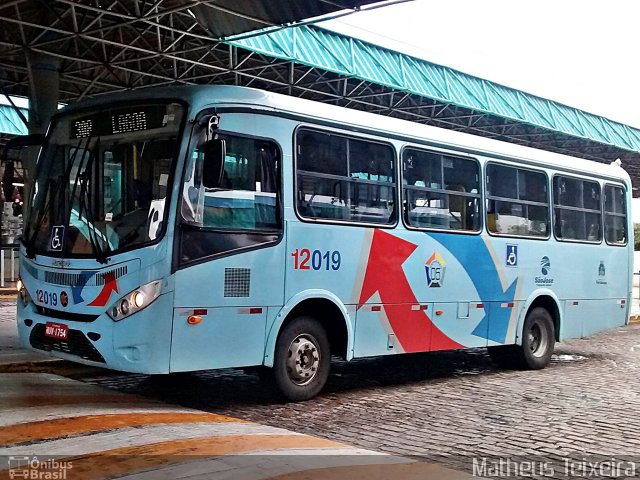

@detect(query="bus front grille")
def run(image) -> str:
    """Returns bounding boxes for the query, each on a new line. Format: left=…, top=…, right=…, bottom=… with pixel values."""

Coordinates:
left=29, top=324, right=106, bottom=363
left=44, top=266, right=128, bottom=287
left=35, top=306, right=99, bottom=323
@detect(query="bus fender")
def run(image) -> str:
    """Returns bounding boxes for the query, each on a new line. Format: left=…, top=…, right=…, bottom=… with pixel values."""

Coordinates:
left=262, top=289, right=354, bottom=367
left=513, top=289, right=562, bottom=345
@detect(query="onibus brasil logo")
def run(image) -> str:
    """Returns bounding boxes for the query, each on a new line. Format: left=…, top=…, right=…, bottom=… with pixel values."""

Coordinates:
left=8, top=456, right=72, bottom=479
left=425, top=252, right=446, bottom=288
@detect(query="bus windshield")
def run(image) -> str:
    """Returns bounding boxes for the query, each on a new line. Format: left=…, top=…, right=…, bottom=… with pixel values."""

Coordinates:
left=24, top=102, right=184, bottom=260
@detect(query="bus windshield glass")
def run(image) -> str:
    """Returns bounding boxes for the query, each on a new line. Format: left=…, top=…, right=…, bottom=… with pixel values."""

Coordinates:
left=24, top=102, right=184, bottom=260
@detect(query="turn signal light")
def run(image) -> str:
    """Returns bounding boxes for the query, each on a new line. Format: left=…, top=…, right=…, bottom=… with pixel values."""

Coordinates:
left=17, top=277, right=30, bottom=306
left=187, top=315, right=203, bottom=325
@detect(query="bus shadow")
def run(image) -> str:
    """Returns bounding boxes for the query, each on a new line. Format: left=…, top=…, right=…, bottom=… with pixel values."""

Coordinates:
left=72, top=347, right=588, bottom=411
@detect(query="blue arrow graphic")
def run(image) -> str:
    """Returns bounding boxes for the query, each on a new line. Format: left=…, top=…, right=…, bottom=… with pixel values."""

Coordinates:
left=72, top=271, right=95, bottom=304
left=427, top=233, right=518, bottom=343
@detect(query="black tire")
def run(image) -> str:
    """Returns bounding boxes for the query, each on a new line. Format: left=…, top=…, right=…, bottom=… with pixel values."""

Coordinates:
left=272, top=316, right=330, bottom=402
left=519, top=307, right=555, bottom=369
left=487, top=307, right=555, bottom=370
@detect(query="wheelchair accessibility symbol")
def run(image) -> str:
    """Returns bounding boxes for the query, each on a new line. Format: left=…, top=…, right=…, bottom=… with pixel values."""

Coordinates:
left=50, top=226, right=65, bottom=252
left=505, top=244, right=518, bottom=267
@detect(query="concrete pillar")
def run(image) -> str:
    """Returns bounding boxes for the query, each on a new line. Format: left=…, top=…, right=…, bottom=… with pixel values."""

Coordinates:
left=28, top=54, right=60, bottom=136
left=23, top=53, right=60, bottom=220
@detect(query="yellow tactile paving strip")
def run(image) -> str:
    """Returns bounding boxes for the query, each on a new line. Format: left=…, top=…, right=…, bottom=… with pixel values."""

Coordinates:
left=0, top=373, right=470, bottom=480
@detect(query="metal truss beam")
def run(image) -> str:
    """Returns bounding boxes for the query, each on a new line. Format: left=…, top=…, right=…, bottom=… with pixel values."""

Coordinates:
left=0, top=0, right=638, bottom=182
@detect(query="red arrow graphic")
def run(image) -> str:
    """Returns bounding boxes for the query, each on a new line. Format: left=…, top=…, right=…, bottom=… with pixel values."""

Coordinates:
left=88, top=272, right=119, bottom=307
left=357, top=229, right=462, bottom=352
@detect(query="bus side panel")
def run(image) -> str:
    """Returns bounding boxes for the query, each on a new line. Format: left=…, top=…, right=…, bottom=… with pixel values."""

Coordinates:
left=170, top=242, right=285, bottom=372
left=171, top=307, right=267, bottom=371
left=285, top=223, right=497, bottom=356
left=285, top=221, right=364, bottom=305
left=431, top=302, right=488, bottom=349
left=424, top=232, right=522, bottom=348
left=563, top=300, right=616, bottom=340
left=557, top=241, right=629, bottom=339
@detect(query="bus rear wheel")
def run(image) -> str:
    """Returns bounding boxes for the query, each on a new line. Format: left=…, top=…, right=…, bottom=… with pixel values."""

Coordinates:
left=273, top=316, right=330, bottom=402
left=488, top=307, right=555, bottom=370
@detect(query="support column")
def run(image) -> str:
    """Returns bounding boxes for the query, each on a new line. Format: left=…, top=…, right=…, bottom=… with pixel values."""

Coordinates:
left=23, top=53, right=60, bottom=220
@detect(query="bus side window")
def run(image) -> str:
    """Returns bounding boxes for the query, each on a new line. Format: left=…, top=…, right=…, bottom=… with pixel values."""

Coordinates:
left=553, top=176, right=601, bottom=242
left=295, top=128, right=394, bottom=224
left=604, top=184, right=627, bottom=245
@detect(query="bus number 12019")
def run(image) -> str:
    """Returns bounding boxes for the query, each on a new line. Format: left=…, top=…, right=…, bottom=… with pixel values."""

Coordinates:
left=291, top=249, right=341, bottom=271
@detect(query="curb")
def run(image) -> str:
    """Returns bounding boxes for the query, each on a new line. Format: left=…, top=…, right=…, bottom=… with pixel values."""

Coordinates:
left=0, top=358, right=65, bottom=373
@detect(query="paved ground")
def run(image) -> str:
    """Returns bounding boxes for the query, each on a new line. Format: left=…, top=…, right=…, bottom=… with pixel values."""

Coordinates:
left=69, top=324, right=640, bottom=474
left=0, top=298, right=50, bottom=365
left=0, top=373, right=474, bottom=480
left=4, top=301, right=640, bottom=478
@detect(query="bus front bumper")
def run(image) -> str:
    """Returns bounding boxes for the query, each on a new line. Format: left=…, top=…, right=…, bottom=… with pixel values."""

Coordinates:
left=16, top=293, right=173, bottom=374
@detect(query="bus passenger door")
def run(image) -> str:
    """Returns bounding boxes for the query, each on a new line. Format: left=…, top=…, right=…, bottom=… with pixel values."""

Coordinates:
left=170, top=132, right=285, bottom=372
left=170, top=241, right=285, bottom=372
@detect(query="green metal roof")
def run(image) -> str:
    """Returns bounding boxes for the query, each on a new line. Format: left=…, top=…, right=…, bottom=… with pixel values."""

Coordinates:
left=227, top=25, right=640, bottom=154
left=0, top=104, right=28, bottom=136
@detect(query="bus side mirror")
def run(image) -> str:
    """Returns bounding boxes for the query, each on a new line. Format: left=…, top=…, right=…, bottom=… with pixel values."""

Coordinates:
left=202, top=138, right=226, bottom=188
left=2, top=133, right=45, bottom=162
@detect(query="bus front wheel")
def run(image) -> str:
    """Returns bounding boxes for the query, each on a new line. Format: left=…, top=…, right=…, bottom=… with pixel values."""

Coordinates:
left=488, top=307, right=555, bottom=370
left=273, top=316, right=330, bottom=401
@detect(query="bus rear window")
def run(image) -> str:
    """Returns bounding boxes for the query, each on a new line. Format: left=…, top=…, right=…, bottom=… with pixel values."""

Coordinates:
left=604, top=184, right=627, bottom=245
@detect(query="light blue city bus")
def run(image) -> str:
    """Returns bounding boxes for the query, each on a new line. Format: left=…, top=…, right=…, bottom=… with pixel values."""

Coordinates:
left=17, top=86, right=632, bottom=401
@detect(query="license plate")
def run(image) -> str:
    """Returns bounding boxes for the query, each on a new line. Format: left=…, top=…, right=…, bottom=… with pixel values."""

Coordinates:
left=45, top=322, right=68, bottom=341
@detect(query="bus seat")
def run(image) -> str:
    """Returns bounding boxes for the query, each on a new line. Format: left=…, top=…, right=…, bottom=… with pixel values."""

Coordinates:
left=487, top=213, right=497, bottom=233
left=447, top=184, right=467, bottom=229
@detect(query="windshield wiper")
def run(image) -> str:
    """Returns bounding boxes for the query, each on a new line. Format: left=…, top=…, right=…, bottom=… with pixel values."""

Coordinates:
left=25, top=137, right=89, bottom=258
left=77, top=139, right=111, bottom=264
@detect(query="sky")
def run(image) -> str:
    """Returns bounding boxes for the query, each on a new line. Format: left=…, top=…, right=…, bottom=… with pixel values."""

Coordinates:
left=320, top=0, right=640, bottom=129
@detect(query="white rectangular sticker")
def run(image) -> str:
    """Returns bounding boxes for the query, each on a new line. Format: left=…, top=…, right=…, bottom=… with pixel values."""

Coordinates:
left=159, top=174, right=168, bottom=186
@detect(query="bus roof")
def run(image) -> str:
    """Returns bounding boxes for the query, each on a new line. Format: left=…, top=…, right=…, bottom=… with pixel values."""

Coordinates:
left=64, top=85, right=631, bottom=185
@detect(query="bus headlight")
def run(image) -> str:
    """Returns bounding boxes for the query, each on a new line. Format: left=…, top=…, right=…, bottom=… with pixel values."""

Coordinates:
left=107, top=280, right=162, bottom=321
left=17, top=277, right=31, bottom=306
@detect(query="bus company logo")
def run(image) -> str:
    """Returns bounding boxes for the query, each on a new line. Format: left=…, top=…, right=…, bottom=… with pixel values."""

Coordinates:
left=425, top=252, right=446, bottom=288
left=540, top=256, right=551, bottom=275
left=51, top=260, right=71, bottom=269
left=60, top=291, right=68, bottom=308
left=535, top=256, right=554, bottom=286
left=596, top=261, right=607, bottom=285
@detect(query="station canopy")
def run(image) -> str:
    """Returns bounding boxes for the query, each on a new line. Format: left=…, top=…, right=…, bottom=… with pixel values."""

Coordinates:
left=1, top=0, right=639, bottom=183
